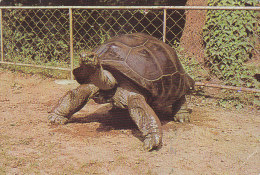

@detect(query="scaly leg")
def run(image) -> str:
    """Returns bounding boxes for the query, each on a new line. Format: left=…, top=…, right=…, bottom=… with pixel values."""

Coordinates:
left=48, top=84, right=99, bottom=124
left=113, top=88, right=162, bottom=151
left=172, top=95, right=191, bottom=123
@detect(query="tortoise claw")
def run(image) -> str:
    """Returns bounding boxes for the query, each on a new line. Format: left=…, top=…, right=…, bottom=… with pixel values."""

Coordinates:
left=143, top=133, right=162, bottom=151
left=48, top=113, right=69, bottom=125
left=173, top=110, right=191, bottom=123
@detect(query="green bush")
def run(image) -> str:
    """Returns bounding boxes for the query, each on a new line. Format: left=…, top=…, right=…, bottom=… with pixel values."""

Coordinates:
left=203, top=0, right=259, bottom=87
left=2, top=9, right=70, bottom=68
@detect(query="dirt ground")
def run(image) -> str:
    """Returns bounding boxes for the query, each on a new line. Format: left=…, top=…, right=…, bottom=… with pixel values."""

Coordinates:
left=0, top=69, right=259, bottom=175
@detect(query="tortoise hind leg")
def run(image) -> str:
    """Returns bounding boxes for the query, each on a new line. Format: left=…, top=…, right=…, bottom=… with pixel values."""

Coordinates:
left=48, top=84, right=99, bottom=124
left=172, top=95, right=191, bottom=123
left=113, top=87, right=162, bottom=151
left=128, top=93, right=162, bottom=150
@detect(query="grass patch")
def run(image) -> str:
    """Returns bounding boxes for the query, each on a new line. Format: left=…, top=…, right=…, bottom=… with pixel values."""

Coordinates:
left=0, top=64, right=71, bottom=79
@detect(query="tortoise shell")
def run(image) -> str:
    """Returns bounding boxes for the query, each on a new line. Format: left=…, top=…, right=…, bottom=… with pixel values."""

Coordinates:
left=86, top=33, right=194, bottom=106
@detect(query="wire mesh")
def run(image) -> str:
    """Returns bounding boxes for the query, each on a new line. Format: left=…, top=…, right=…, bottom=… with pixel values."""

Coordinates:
left=1, top=8, right=70, bottom=68
left=0, top=7, right=259, bottom=99
left=72, top=9, right=165, bottom=52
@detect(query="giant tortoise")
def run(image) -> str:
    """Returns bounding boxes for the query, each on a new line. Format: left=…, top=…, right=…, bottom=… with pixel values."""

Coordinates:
left=48, top=33, right=195, bottom=151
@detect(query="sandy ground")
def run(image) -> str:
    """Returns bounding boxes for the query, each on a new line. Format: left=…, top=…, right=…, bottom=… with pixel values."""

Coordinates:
left=0, top=69, right=259, bottom=175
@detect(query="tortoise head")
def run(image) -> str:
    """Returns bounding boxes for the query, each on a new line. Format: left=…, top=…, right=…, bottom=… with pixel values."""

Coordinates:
left=80, top=51, right=100, bottom=68
left=73, top=51, right=100, bottom=84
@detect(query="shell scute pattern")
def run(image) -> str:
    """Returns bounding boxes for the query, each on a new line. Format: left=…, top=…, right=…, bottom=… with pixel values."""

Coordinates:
left=93, top=33, right=194, bottom=106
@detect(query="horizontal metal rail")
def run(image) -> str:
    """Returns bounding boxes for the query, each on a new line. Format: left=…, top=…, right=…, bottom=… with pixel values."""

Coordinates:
left=1, top=60, right=259, bottom=93
left=0, top=61, right=71, bottom=71
left=195, top=82, right=260, bottom=93
left=0, top=6, right=259, bottom=10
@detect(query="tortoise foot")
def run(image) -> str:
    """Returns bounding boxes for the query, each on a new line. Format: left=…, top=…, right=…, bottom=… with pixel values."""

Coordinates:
left=48, top=113, right=69, bottom=125
left=144, top=133, right=162, bottom=151
left=173, top=109, right=191, bottom=123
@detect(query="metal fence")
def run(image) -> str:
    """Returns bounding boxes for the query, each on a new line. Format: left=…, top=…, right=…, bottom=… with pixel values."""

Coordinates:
left=0, top=6, right=259, bottom=97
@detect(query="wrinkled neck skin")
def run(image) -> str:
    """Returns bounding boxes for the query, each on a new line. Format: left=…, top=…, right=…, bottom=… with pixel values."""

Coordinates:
left=90, top=65, right=117, bottom=90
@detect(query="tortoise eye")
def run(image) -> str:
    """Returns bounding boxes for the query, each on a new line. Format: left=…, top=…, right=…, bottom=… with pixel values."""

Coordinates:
left=88, top=54, right=95, bottom=59
left=80, top=52, right=87, bottom=58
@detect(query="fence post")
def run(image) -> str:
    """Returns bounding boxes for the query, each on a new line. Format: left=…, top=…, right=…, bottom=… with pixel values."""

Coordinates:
left=163, top=9, right=167, bottom=43
left=69, top=8, right=74, bottom=80
left=0, top=9, right=3, bottom=62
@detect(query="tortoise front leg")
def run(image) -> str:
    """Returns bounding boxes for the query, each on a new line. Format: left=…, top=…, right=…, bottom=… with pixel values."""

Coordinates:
left=48, top=84, right=99, bottom=124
